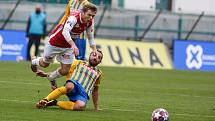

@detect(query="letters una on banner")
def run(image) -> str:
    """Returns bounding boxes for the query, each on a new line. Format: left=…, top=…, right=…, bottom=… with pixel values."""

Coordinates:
left=85, top=39, right=173, bottom=69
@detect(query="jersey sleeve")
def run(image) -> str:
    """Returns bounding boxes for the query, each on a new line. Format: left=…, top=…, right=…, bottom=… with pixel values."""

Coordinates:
left=62, top=16, right=77, bottom=43
left=66, top=60, right=81, bottom=80
left=94, top=70, right=102, bottom=86
left=86, top=20, right=96, bottom=46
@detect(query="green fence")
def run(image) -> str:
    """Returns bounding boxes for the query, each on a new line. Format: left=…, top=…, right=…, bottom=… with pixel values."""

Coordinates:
left=0, top=0, right=215, bottom=47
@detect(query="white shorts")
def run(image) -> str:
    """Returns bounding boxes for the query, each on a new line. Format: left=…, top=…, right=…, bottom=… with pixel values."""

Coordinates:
left=43, top=42, right=74, bottom=64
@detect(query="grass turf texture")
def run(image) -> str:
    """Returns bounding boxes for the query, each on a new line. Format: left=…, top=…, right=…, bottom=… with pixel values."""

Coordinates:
left=0, top=61, right=214, bottom=121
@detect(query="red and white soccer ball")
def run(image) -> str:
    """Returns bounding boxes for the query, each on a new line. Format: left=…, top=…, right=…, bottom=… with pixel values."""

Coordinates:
left=151, top=108, right=169, bottom=121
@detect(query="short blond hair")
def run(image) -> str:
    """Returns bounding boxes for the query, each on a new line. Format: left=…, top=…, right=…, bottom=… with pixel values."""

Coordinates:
left=82, top=3, right=97, bottom=13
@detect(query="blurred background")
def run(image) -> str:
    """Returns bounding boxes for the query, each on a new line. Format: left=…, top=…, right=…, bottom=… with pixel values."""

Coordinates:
left=0, top=0, right=215, bottom=71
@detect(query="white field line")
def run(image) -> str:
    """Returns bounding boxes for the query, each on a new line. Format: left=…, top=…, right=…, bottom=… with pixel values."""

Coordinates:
left=0, top=80, right=215, bottom=99
left=0, top=98, right=34, bottom=103
left=173, top=113, right=215, bottom=118
left=0, top=80, right=46, bottom=86
left=103, top=107, right=215, bottom=118
left=146, top=92, right=215, bottom=99
left=0, top=98, right=215, bottom=118
left=103, top=89, right=215, bottom=99
left=102, top=107, right=136, bottom=112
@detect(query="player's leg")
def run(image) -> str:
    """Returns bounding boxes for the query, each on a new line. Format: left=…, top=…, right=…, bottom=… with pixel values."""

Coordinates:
left=80, top=38, right=86, bottom=60
left=57, top=81, right=87, bottom=110
left=36, top=81, right=74, bottom=108
left=73, top=100, right=86, bottom=111
left=57, top=100, right=86, bottom=111
left=59, top=63, right=71, bottom=76
left=44, top=100, right=86, bottom=111
left=26, top=36, right=34, bottom=61
left=34, top=36, right=41, bottom=57
left=75, top=38, right=86, bottom=60
left=46, top=48, right=74, bottom=89
left=46, top=99, right=58, bottom=107
left=31, top=42, right=56, bottom=72
left=36, top=86, right=68, bottom=108
left=34, top=68, right=60, bottom=90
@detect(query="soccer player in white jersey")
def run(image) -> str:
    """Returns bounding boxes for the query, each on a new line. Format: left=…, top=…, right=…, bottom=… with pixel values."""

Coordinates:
left=31, top=4, right=97, bottom=90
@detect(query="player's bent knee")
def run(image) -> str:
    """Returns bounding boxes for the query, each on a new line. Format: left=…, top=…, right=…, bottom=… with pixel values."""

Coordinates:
left=40, top=60, right=50, bottom=68
left=73, top=101, right=86, bottom=111
left=60, top=64, right=71, bottom=75
left=65, top=82, right=74, bottom=92
left=59, top=68, right=69, bottom=76
left=42, top=63, right=49, bottom=68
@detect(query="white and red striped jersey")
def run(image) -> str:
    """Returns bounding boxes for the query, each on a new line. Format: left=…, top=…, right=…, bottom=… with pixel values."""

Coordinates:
left=49, top=10, right=94, bottom=48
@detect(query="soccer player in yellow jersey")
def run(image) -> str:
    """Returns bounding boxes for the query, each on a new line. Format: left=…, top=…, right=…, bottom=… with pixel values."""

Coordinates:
left=59, top=0, right=90, bottom=25
left=58, top=0, right=94, bottom=60
left=36, top=50, right=103, bottom=111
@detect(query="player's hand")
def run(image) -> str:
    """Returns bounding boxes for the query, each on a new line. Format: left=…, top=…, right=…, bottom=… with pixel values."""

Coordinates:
left=93, top=49, right=97, bottom=53
left=71, top=44, right=79, bottom=56
left=95, top=108, right=103, bottom=111
left=91, top=48, right=97, bottom=56
left=36, top=70, right=48, bottom=77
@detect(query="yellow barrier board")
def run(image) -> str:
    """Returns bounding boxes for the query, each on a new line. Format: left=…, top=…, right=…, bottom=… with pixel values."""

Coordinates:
left=86, top=39, right=173, bottom=69
left=37, top=38, right=172, bottom=69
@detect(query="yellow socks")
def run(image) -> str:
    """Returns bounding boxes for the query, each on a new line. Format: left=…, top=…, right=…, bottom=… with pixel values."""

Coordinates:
left=44, top=86, right=76, bottom=110
left=57, top=101, right=75, bottom=110
left=45, top=86, right=67, bottom=101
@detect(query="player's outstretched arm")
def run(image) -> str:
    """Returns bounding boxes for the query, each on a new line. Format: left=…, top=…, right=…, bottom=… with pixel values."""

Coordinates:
left=36, top=70, right=48, bottom=77
left=92, top=86, right=99, bottom=111
left=86, top=23, right=97, bottom=52
left=62, top=16, right=79, bottom=56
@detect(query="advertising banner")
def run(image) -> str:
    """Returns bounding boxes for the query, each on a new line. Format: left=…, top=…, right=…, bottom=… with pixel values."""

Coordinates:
left=86, top=39, right=173, bottom=69
left=173, top=40, right=215, bottom=71
left=0, top=30, right=27, bottom=61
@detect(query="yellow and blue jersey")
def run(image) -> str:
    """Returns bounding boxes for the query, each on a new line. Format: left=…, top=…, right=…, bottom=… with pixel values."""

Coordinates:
left=66, top=60, right=102, bottom=96
left=58, top=0, right=90, bottom=39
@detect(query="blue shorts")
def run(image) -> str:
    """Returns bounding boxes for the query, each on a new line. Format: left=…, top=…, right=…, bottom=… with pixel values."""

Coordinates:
left=65, top=80, right=89, bottom=103
left=75, top=38, right=86, bottom=60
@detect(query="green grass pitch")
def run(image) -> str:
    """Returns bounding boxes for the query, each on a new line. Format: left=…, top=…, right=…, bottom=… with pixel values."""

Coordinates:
left=0, top=61, right=214, bottom=121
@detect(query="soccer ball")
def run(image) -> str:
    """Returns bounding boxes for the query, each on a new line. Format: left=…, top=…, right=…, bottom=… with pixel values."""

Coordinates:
left=151, top=108, right=169, bottom=121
